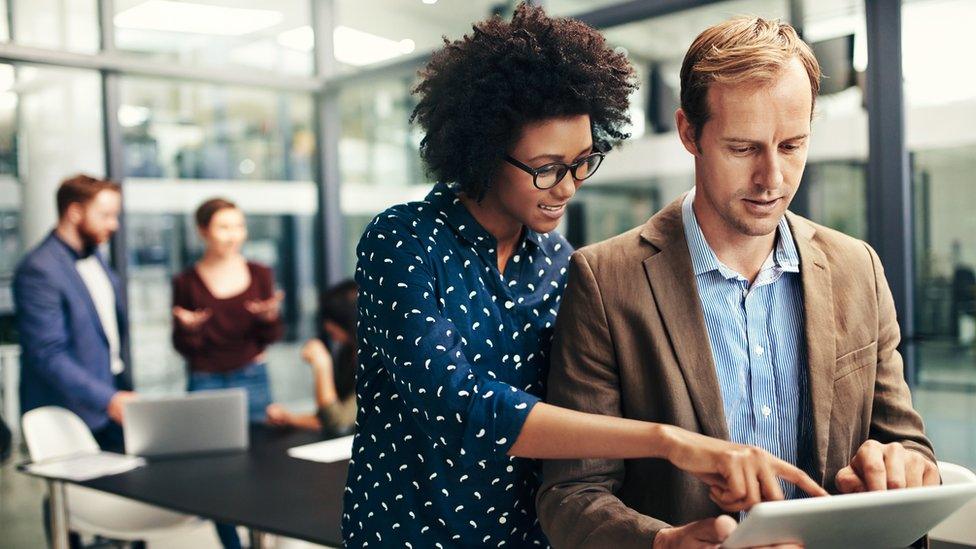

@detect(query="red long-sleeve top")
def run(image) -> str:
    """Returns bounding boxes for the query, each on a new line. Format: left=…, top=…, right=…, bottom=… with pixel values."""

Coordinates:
left=171, top=262, right=283, bottom=373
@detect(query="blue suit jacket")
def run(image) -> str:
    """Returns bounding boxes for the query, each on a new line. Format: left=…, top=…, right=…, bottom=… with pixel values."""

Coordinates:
left=14, top=232, right=130, bottom=430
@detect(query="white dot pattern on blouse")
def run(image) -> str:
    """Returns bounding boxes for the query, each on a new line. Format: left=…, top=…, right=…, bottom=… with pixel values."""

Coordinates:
left=341, top=183, right=573, bottom=547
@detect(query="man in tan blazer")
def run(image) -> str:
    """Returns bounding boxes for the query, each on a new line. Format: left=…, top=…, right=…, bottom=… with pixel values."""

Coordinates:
left=537, top=17, right=938, bottom=548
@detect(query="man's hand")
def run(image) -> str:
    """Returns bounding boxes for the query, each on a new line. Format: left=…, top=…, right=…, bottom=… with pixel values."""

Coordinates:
left=172, top=306, right=212, bottom=330
left=664, top=426, right=828, bottom=512
left=653, top=516, right=803, bottom=549
left=835, top=440, right=940, bottom=493
left=245, top=290, right=284, bottom=322
left=107, top=391, right=137, bottom=424
left=653, top=516, right=738, bottom=549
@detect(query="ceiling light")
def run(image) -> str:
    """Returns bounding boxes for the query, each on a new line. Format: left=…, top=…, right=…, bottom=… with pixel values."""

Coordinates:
left=114, top=1, right=283, bottom=36
left=422, top=0, right=438, bottom=4
left=118, top=105, right=150, bottom=127
left=278, top=25, right=314, bottom=51
left=334, top=26, right=415, bottom=66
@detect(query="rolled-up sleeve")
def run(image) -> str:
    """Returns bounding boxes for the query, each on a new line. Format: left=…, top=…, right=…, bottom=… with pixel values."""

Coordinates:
left=356, top=217, right=538, bottom=466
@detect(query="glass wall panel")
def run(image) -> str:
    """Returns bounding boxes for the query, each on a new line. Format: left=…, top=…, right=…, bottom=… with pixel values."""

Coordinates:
left=0, top=64, right=18, bottom=310
left=120, top=78, right=318, bottom=409
left=0, top=64, right=103, bottom=384
left=337, top=76, right=429, bottom=275
left=547, top=0, right=630, bottom=16
left=804, top=161, right=867, bottom=240
left=573, top=0, right=788, bottom=246
left=331, top=0, right=500, bottom=72
left=10, top=0, right=99, bottom=53
left=904, top=0, right=976, bottom=469
left=573, top=0, right=869, bottom=247
left=0, top=62, right=18, bottom=342
left=113, top=0, right=313, bottom=76
left=0, top=0, right=9, bottom=42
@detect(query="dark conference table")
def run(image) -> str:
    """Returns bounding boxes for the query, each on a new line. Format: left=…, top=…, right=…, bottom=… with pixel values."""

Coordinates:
left=26, top=429, right=972, bottom=549
left=35, top=426, right=347, bottom=548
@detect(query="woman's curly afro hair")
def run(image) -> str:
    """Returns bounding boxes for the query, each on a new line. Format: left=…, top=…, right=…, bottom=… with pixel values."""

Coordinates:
left=410, top=3, right=637, bottom=199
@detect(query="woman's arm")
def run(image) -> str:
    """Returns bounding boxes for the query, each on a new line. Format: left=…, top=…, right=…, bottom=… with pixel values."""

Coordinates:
left=302, top=339, right=339, bottom=408
left=265, top=403, right=323, bottom=430
left=248, top=265, right=284, bottom=345
left=171, top=274, right=209, bottom=356
left=511, top=402, right=826, bottom=510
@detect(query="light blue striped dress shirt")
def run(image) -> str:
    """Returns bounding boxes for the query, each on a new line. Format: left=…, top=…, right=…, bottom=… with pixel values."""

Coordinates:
left=681, top=188, right=812, bottom=499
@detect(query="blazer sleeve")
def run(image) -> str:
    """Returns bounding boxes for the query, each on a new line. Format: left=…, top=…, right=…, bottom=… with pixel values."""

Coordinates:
left=537, top=251, right=669, bottom=548
left=864, top=243, right=935, bottom=462
left=251, top=264, right=283, bottom=346
left=13, top=262, right=116, bottom=412
left=171, top=273, right=206, bottom=357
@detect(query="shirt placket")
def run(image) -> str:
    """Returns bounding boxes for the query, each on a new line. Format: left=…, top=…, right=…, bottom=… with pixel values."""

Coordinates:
left=743, top=276, right=780, bottom=458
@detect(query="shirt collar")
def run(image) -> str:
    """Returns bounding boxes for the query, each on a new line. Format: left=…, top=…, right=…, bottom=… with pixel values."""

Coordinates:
left=681, top=187, right=800, bottom=280
left=425, top=182, right=550, bottom=257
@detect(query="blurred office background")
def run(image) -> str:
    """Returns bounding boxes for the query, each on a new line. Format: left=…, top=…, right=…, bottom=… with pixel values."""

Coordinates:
left=0, top=0, right=974, bottom=545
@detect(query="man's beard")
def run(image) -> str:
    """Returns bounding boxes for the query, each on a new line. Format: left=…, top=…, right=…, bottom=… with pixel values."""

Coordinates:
left=77, top=221, right=106, bottom=256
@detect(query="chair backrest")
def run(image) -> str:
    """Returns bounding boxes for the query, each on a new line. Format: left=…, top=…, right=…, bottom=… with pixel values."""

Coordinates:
left=21, top=406, right=100, bottom=462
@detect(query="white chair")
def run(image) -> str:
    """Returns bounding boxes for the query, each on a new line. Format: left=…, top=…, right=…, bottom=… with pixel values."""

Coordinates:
left=929, top=460, right=976, bottom=545
left=21, top=406, right=201, bottom=542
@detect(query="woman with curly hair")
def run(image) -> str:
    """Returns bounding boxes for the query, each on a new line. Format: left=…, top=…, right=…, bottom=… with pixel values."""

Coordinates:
left=342, top=4, right=825, bottom=546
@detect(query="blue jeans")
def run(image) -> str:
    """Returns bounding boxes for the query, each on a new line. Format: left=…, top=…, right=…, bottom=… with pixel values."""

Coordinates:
left=187, top=361, right=272, bottom=549
left=187, top=361, right=272, bottom=424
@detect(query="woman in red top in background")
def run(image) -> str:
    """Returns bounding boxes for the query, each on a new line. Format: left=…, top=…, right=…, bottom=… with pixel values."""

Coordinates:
left=171, top=198, right=282, bottom=549
left=171, top=197, right=283, bottom=423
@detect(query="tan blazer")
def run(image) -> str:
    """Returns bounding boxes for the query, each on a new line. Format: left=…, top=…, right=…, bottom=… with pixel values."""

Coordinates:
left=537, top=195, right=935, bottom=548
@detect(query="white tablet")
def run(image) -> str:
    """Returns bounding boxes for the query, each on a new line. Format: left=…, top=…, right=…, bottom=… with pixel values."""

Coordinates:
left=722, top=483, right=976, bottom=549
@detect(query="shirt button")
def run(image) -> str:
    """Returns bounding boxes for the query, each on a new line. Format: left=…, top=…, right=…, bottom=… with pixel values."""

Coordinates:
left=754, top=345, right=765, bottom=356
left=762, top=405, right=772, bottom=417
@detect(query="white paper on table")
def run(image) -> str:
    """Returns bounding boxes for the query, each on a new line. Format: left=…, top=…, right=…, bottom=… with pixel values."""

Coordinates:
left=287, top=435, right=354, bottom=463
left=26, top=452, right=146, bottom=481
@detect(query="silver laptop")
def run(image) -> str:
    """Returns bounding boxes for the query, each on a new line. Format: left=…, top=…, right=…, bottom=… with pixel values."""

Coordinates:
left=123, top=389, right=249, bottom=458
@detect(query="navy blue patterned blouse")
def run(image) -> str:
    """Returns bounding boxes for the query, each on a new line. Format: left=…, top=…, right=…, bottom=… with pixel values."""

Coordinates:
left=342, top=182, right=573, bottom=547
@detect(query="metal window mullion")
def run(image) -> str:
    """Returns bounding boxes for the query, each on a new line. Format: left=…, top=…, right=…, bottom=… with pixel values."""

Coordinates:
left=101, top=68, right=133, bottom=377
left=865, top=0, right=915, bottom=383
left=312, top=0, right=345, bottom=288
left=97, top=0, right=115, bottom=52
left=575, top=0, right=723, bottom=29
left=0, top=42, right=321, bottom=92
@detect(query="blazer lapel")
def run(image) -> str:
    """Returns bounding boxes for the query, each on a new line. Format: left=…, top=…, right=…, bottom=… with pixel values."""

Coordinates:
left=640, top=197, right=729, bottom=441
left=787, top=213, right=836, bottom=484
left=50, top=237, right=110, bottom=347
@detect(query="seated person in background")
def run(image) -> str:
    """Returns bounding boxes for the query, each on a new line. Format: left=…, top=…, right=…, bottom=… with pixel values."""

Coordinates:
left=266, top=280, right=358, bottom=437
left=537, top=17, right=938, bottom=549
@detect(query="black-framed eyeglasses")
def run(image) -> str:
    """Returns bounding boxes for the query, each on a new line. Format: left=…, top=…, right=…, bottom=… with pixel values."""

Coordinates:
left=504, top=151, right=605, bottom=190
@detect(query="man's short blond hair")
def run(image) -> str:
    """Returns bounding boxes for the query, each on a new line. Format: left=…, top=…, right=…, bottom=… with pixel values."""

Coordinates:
left=679, top=16, right=822, bottom=141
